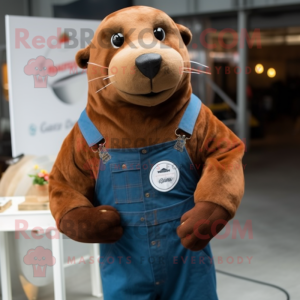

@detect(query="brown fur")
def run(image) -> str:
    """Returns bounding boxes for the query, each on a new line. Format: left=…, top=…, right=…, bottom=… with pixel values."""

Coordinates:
left=49, top=6, right=245, bottom=247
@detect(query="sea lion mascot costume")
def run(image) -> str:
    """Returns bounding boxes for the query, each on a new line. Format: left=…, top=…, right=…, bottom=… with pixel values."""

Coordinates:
left=49, top=6, right=245, bottom=300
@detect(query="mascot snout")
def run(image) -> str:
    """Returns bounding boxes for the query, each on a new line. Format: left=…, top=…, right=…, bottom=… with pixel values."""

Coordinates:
left=135, top=53, right=162, bottom=79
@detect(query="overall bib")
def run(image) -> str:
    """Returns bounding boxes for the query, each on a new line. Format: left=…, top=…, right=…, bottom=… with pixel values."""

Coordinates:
left=78, top=94, right=218, bottom=300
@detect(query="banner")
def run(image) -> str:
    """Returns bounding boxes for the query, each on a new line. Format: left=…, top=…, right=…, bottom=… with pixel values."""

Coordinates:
left=5, top=16, right=100, bottom=156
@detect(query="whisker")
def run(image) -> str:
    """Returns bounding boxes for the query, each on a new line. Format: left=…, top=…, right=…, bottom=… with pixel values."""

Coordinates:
left=87, top=62, right=109, bottom=69
left=183, top=67, right=206, bottom=72
left=96, top=81, right=116, bottom=93
left=190, top=61, right=209, bottom=68
left=183, top=68, right=211, bottom=75
left=183, top=71, right=211, bottom=75
left=183, top=71, right=202, bottom=75
left=88, top=75, right=109, bottom=83
left=103, top=75, right=115, bottom=81
left=183, top=61, right=209, bottom=69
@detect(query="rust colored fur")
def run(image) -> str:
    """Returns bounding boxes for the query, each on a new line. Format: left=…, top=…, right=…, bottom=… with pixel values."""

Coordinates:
left=49, top=6, right=245, bottom=247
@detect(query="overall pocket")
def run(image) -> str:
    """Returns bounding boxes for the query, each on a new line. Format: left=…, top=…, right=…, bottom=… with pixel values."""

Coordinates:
left=110, top=161, right=143, bottom=204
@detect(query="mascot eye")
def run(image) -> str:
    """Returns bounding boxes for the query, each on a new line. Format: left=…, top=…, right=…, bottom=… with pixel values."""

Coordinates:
left=154, top=28, right=165, bottom=41
left=111, top=33, right=124, bottom=48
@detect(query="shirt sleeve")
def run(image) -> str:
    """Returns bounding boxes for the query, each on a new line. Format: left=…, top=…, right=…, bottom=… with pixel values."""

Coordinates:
left=49, top=123, right=97, bottom=231
left=187, top=104, right=246, bottom=218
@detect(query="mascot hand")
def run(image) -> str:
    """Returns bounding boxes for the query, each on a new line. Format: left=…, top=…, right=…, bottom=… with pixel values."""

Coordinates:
left=177, top=202, right=230, bottom=251
left=60, top=205, right=123, bottom=243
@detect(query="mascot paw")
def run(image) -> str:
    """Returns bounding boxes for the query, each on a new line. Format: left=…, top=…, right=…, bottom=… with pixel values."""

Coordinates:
left=176, top=202, right=230, bottom=251
left=60, top=205, right=123, bottom=243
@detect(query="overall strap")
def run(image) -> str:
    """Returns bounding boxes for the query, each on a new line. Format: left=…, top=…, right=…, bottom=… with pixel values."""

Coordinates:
left=178, top=93, right=202, bottom=136
left=78, top=109, right=103, bottom=147
left=78, top=93, right=202, bottom=147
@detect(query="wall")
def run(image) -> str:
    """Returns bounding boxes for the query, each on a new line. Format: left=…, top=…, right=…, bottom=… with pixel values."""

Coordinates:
left=29, top=0, right=74, bottom=18
left=133, top=0, right=300, bottom=16
left=0, top=0, right=28, bottom=46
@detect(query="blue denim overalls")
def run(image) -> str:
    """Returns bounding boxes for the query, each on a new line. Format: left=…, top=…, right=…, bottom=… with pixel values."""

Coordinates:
left=78, top=94, right=218, bottom=300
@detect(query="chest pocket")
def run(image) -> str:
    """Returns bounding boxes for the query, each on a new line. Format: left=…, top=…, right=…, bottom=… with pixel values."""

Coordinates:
left=110, top=161, right=143, bottom=204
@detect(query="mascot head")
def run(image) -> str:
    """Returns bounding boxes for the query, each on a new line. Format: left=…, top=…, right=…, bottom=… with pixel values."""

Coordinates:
left=76, top=6, right=192, bottom=108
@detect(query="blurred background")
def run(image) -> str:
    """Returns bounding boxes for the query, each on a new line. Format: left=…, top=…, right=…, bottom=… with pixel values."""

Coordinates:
left=0, top=0, right=299, bottom=299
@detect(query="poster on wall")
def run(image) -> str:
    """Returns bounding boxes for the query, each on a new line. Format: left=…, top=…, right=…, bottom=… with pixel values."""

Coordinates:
left=5, top=16, right=100, bottom=157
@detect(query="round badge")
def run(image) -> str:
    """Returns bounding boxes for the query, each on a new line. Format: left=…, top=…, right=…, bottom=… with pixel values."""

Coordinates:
left=149, top=161, right=180, bottom=192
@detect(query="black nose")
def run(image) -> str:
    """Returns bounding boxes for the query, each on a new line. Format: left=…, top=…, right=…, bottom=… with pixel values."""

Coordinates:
left=135, top=53, right=162, bottom=79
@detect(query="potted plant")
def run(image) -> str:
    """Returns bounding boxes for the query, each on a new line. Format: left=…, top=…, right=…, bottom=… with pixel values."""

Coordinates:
left=28, top=165, right=49, bottom=202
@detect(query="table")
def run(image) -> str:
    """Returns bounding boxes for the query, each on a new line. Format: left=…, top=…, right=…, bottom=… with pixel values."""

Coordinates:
left=0, top=197, right=103, bottom=300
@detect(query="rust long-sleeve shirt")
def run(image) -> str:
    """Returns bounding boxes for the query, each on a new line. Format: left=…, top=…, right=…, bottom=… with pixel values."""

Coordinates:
left=49, top=102, right=245, bottom=231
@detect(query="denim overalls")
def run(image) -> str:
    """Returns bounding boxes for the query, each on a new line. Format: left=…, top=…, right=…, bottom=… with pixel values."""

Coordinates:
left=78, top=94, right=218, bottom=300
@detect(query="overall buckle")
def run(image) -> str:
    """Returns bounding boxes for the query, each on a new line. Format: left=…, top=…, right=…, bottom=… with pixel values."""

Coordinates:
left=174, top=129, right=191, bottom=152
left=92, top=139, right=111, bottom=164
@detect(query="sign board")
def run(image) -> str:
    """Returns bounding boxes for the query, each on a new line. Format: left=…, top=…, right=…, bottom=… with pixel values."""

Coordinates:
left=5, top=16, right=100, bottom=157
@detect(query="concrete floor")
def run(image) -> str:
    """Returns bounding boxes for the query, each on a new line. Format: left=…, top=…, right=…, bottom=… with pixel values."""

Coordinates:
left=213, top=126, right=300, bottom=300
left=2, top=119, right=300, bottom=300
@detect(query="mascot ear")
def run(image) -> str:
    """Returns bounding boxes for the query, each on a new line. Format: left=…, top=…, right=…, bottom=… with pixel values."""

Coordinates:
left=176, top=24, right=192, bottom=46
left=76, top=45, right=90, bottom=69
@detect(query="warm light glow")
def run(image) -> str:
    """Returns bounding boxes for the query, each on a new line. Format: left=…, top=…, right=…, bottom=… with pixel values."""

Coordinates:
left=255, top=64, right=264, bottom=74
left=267, top=68, right=276, bottom=78
left=2, top=63, right=9, bottom=101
